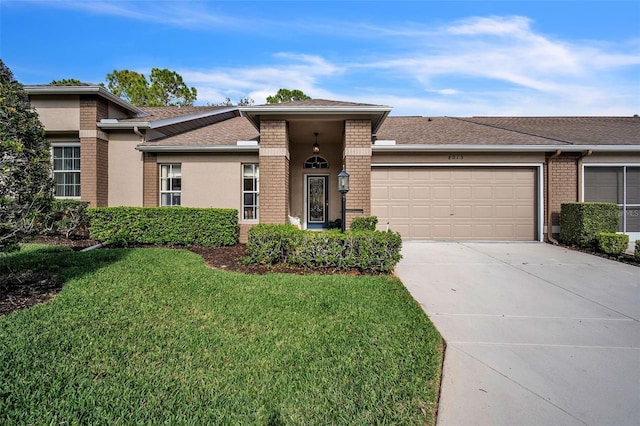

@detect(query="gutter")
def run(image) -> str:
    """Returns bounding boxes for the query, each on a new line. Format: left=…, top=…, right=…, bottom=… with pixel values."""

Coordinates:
left=547, top=150, right=562, bottom=245
left=135, top=145, right=259, bottom=153
left=372, top=144, right=640, bottom=153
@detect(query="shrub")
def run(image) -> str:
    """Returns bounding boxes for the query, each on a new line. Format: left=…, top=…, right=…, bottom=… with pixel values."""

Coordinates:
left=87, top=207, right=238, bottom=247
left=598, top=232, right=629, bottom=256
left=351, top=216, right=378, bottom=231
left=559, top=203, right=619, bottom=248
left=43, top=199, right=90, bottom=238
left=635, top=242, right=640, bottom=260
left=246, top=225, right=402, bottom=273
left=245, top=224, right=299, bottom=264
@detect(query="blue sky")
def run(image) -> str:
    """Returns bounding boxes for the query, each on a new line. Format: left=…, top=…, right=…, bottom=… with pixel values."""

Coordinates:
left=1, top=0, right=639, bottom=116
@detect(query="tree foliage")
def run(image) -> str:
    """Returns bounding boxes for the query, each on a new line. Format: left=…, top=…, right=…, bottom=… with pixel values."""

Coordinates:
left=266, top=88, right=311, bottom=103
left=50, top=78, right=83, bottom=85
left=0, top=60, right=53, bottom=252
left=104, top=68, right=197, bottom=106
left=214, top=96, right=254, bottom=107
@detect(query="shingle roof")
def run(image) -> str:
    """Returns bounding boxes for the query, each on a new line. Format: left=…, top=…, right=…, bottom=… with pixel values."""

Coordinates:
left=377, top=117, right=558, bottom=145
left=461, top=116, right=640, bottom=145
left=252, top=99, right=385, bottom=108
left=140, top=116, right=259, bottom=147
left=126, top=106, right=233, bottom=122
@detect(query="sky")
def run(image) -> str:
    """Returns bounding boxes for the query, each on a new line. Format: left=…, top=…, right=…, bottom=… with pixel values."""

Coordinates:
left=1, top=0, right=639, bottom=116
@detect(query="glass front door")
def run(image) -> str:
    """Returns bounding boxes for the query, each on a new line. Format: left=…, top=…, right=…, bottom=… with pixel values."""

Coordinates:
left=306, top=175, right=328, bottom=229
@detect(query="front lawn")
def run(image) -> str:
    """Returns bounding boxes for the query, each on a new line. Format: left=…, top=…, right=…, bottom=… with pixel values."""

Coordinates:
left=0, top=245, right=443, bottom=425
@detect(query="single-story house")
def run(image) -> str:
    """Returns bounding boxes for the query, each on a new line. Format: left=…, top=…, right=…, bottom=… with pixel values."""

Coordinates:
left=26, top=84, right=640, bottom=242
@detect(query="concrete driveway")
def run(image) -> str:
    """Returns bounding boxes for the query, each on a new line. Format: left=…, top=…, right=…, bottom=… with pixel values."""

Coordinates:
left=396, top=242, right=639, bottom=426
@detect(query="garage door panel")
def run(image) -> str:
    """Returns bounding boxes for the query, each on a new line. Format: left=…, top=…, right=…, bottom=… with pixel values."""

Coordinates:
left=372, top=167, right=536, bottom=241
left=412, top=205, right=430, bottom=219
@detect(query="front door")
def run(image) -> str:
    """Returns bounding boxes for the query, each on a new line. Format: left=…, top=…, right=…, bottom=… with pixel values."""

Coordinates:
left=306, top=175, right=328, bottom=229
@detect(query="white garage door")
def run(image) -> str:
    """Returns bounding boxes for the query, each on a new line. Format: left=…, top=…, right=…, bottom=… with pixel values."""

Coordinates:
left=372, top=167, right=537, bottom=240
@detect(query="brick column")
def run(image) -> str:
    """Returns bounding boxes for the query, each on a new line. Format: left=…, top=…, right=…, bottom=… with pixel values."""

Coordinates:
left=545, top=152, right=579, bottom=237
left=259, top=120, right=290, bottom=224
left=79, top=97, right=109, bottom=206
left=344, top=119, right=372, bottom=228
left=143, top=153, right=159, bottom=207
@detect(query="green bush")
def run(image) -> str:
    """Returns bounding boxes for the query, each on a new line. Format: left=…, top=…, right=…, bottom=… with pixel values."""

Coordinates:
left=43, top=199, right=90, bottom=238
left=246, top=225, right=402, bottom=273
left=351, top=216, right=378, bottom=231
left=559, top=203, right=619, bottom=248
left=635, top=241, right=640, bottom=260
left=87, top=207, right=238, bottom=247
left=245, top=224, right=299, bottom=264
left=598, top=232, right=629, bottom=256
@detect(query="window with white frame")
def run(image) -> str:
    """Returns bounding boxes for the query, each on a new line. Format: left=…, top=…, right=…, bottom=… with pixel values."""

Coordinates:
left=242, top=164, right=259, bottom=220
left=52, top=145, right=81, bottom=197
left=160, top=164, right=182, bottom=206
left=584, top=166, right=640, bottom=233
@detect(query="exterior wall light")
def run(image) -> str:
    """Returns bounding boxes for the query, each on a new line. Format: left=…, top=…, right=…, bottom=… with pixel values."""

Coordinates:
left=338, top=166, right=350, bottom=232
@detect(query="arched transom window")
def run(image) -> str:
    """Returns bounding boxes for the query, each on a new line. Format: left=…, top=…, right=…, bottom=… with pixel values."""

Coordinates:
left=304, top=156, right=329, bottom=169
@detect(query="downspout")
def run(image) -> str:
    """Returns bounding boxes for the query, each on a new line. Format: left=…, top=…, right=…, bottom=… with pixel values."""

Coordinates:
left=547, top=150, right=562, bottom=245
left=133, top=126, right=145, bottom=142
left=577, top=150, right=593, bottom=202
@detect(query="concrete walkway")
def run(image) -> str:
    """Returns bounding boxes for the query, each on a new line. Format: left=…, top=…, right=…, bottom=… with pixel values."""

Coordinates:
left=396, top=242, right=640, bottom=426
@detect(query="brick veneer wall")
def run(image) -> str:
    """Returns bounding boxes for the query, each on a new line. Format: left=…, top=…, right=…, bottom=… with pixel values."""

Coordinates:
left=79, top=96, right=109, bottom=206
left=259, top=120, right=290, bottom=224
left=344, top=119, right=372, bottom=227
left=143, top=152, right=159, bottom=207
left=545, top=152, right=580, bottom=235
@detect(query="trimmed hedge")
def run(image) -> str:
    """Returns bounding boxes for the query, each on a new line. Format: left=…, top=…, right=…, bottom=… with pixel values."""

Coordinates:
left=246, top=224, right=402, bottom=273
left=598, top=232, right=629, bottom=256
left=43, top=199, right=90, bottom=238
left=559, top=202, right=619, bottom=248
left=351, top=216, right=378, bottom=231
left=88, top=207, right=238, bottom=247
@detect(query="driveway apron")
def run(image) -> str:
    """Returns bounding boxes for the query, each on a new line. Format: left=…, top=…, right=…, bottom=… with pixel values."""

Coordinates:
left=396, top=242, right=639, bottom=426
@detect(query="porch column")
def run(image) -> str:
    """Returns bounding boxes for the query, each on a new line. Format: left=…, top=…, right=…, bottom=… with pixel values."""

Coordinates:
left=344, top=119, right=372, bottom=228
left=259, top=120, right=290, bottom=224
left=79, top=96, right=109, bottom=207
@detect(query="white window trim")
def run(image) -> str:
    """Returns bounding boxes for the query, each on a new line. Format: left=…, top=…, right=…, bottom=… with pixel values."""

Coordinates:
left=242, top=163, right=259, bottom=222
left=159, top=163, right=182, bottom=207
left=51, top=142, right=81, bottom=199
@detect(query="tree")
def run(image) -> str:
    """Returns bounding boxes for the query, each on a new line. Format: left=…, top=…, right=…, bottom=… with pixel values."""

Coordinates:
left=212, top=96, right=254, bottom=107
left=0, top=60, right=53, bottom=252
left=266, top=88, right=311, bottom=103
left=103, top=68, right=197, bottom=107
left=104, top=69, right=150, bottom=106
left=148, top=68, right=197, bottom=107
left=50, top=78, right=83, bottom=85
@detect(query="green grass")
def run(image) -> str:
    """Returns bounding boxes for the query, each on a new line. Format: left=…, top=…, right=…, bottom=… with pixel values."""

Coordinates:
left=0, top=245, right=443, bottom=425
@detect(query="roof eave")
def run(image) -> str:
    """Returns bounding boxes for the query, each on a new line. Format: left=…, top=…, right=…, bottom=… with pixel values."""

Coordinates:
left=135, top=145, right=259, bottom=153
left=372, top=144, right=640, bottom=152
left=25, top=85, right=148, bottom=117
left=240, top=105, right=393, bottom=132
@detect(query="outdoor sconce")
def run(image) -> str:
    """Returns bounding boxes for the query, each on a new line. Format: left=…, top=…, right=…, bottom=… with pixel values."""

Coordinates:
left=313, top=132, right=320, bottom=154
left=338, top=166, right=350, bottom=232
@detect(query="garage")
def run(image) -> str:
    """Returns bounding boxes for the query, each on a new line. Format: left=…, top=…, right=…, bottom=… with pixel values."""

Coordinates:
left=371, top=166, right=538, bottom=240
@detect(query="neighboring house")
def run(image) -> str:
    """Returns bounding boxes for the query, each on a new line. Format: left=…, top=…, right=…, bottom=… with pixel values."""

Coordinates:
left=26, top=84, right=640, bottom=242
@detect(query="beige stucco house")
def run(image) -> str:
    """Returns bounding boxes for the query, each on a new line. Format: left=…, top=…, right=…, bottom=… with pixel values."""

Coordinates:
left=26, top=84, right=640, bottom=242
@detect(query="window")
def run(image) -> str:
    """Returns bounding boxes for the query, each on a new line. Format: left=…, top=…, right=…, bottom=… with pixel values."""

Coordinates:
left=585, top=166, right=640, bottom=233
left=160, top=164, right=182, bottom=206
left=243, top=164, right=259, bottom=220
left=304, top=156, right=329, bottom=169
left=52, top=145, right=81, bottom=197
